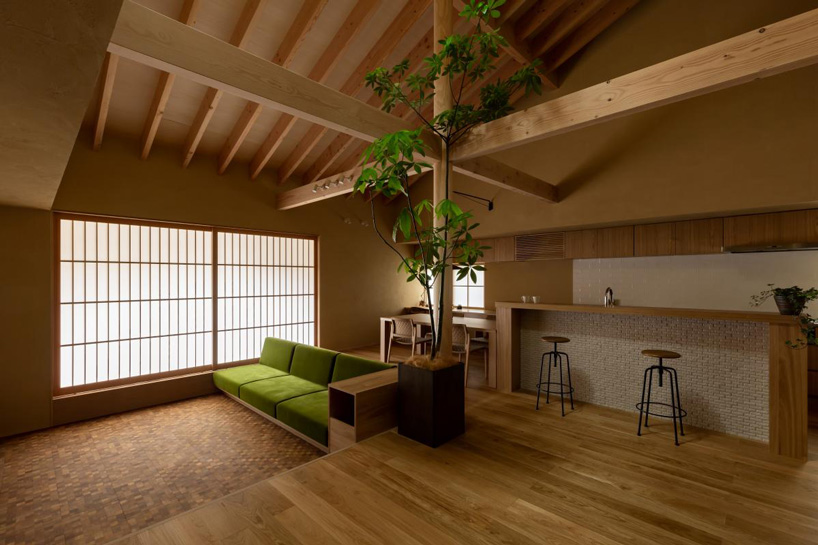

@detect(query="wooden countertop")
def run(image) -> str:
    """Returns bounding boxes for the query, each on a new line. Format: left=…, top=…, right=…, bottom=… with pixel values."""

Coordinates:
left=495, top=302, right=799, bottom=324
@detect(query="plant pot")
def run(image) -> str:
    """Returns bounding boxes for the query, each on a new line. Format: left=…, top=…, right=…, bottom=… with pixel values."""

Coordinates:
left=774, top=294, right=806, bottom=315
left=397, top=361, right=465, bottom=448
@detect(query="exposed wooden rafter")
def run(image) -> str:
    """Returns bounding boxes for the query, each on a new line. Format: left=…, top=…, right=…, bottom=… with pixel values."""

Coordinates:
left=453, top=0, right=558, bottom=89
left=139, top=0, right=200, bottom=160
left=541, top=0, right=640, bottom=73
left=452, top=7, right=818, bottom=161
left=530, top=0, right=608, bottom=57
left=274, top=0, right=432, bottom=184
left=92, top=53, right=119, bottom=151
left=217, top=0, right=327, bottom=174
left=109, top=1, right=420, bottom=147
left=249, top=0, right=379, bottom=181
left=514, top=0, right=572, bottom=40
left=302, top=27, right=435, bottom=184
left=181, top=0, right=266, bottom=167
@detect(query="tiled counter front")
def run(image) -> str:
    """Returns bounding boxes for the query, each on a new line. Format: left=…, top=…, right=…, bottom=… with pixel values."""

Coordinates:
left=519, top=310, right=769, bottom=441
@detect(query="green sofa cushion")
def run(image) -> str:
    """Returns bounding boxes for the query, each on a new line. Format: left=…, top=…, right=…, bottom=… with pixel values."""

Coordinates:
left=239, top=375, right=326, bottom=417
left=289, top=345, right=338, bottom=386
left=331, top=353, right=393, bottom=383
left=259, top=338, right=298, bottom=372
left=212, top=364, right=288, bottom=397
left=276, top=391, right=329, bottom=446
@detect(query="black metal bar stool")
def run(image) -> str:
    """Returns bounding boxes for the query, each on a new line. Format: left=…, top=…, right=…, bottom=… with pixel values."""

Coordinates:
left=536, top=336, right=574, bottom=416
left=636, top=349, right=687, bottom=446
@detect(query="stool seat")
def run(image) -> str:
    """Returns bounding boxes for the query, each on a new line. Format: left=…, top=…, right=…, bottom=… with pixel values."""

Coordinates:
left=642, top=349, right=680, bottom=359
left=542, top=336, right=570, bottom=344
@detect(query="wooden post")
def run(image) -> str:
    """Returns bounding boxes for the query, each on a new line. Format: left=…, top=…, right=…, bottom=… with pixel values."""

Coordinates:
left=432, top=0, right=453, bottom=357
left=769, top=322, right=809, bottom=460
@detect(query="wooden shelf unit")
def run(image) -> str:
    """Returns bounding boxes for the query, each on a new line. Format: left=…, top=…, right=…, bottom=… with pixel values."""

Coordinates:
left=328, top=368, right=398, bottom=452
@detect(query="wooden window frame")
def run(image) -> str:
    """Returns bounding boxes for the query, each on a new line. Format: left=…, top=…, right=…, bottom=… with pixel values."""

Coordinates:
left=52, top=212, right=319, bottom=396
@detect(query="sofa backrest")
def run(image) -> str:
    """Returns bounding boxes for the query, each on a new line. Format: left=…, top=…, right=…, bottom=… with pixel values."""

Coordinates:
left=331, top=353, right=393, bottom=383
left=289, top=345, right=338, bottom=386
left=259, top=338, right=297, bottom=372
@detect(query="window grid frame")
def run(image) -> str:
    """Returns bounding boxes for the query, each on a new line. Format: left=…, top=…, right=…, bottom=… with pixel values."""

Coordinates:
left=454, top=267, right=485, bottom=310
left=53, top=213, right=318, bottom=396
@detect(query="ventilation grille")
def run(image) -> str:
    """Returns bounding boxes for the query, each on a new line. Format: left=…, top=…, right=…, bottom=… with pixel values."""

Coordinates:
left=515, top=232, right=565, bottom=261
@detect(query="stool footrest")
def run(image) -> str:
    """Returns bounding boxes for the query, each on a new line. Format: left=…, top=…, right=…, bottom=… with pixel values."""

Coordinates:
left=536, top=381, right=575, bottom=396
left=635, top=401, right=687, bottom=419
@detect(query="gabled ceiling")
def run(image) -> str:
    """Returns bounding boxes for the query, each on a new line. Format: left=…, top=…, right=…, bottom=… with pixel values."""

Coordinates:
left=83, top=0, right=639, bottom=187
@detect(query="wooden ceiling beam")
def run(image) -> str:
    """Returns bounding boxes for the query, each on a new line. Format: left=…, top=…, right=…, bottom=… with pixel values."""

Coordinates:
left=514, top=0, right=572, bottom=41
left=181, top=0, right=266, bottom=168
left=217, top=0, right=327, bottom=173
left=453, top=0, right=558, bottom=89
left=275, top=0, right=432, bottom=184
left=541, top=0, right=640, bottom=73
left=530, top=0, right=608, bottom=58
left=302, top=27, right=435, bottom=184
left=92, top=52, right=119, bottom=151
left=110, top=1, right=417, bottom=152
left=452, top=7, right=818, bottom=161
left=139, top=0, right=200, bottom=160
left=277, top=148, right=558, bottom=209
left=249, top=0, right=379, bottom=181
left=453, top=157, right=558, bottom=201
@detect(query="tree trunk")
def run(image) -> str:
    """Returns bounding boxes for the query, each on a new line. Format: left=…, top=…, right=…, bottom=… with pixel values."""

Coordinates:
left=432, top=0, right=453, bottom=358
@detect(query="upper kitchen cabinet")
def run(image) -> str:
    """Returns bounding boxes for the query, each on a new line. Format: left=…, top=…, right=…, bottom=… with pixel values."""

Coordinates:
left=480, top=236, right=515, bottom=263
left=564, top=229, right=598, bottom=259
left=724, top=210, right=818, bottom=248
left=597, top=226, right=634, bottom=258
left=674, top=218, right=724, bottom=255
left=635, top=223, right=675, bottom=256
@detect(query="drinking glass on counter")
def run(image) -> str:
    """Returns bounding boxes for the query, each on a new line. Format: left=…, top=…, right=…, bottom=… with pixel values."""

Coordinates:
left=521, top=295, right=530, bottom=303
left=532, top=296, right=541, bottom=303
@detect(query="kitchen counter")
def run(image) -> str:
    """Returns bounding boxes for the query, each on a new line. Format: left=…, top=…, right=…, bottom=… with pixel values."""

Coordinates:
left=495, top=302, right=798, bottom=324
left=495, top=301, right=809, bottom=459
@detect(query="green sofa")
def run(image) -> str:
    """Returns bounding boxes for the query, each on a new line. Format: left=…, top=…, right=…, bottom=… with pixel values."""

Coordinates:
left=213, top=338, right=392, bottom=448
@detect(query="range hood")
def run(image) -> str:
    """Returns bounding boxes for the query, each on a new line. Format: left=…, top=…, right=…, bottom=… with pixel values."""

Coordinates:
left=725, top=242, right=818, bottom=253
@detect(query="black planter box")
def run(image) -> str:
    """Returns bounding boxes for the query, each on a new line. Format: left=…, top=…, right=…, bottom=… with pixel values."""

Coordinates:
left=397, top=362, right=465, bottom=448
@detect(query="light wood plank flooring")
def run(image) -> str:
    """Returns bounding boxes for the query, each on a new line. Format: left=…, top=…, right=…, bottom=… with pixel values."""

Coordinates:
left=115, top=382, right=818, bottom=544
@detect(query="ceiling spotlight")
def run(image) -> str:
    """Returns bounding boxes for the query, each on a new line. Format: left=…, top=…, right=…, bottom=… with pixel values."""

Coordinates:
left=312, top=185, right=319, bottom=193
left=322, top=182, right=330, bottom=190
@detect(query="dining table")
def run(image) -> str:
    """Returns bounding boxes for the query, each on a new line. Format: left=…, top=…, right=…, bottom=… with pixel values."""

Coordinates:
left=379, top=313, right=497, bottom=388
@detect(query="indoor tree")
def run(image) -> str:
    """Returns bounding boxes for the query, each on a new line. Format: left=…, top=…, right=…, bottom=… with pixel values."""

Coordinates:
left=354, top=0, right=543, bottom=359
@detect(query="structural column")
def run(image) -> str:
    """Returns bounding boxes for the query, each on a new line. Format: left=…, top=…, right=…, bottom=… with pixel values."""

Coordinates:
left=432, top=0, right=454, bottom=357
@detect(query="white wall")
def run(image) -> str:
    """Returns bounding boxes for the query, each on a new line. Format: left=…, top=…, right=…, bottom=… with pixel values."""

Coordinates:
left=573, top=251, right=818, bottom=313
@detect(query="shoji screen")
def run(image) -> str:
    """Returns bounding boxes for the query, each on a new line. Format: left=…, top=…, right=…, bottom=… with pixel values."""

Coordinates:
left=58, top=218, right=213, bottom=390
left=215, top=232, right=316, bottom=364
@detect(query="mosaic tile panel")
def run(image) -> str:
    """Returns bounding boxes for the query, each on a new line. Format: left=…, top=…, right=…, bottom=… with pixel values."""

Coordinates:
left=0, top=395, right=323, bottom=545
left=520, top=310, right=769, bottom=441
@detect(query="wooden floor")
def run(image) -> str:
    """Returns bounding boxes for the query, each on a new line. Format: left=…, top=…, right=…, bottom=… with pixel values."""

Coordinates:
left=116, top=383, right=818, bottom=543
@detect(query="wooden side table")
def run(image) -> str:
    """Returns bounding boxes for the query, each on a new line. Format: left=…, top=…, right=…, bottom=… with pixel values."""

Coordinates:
left=328, top=368, right=398, bottom=452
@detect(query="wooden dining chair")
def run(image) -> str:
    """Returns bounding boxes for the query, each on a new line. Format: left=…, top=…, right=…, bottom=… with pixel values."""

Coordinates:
left=452, top=324, right=472, bottom=386
left=387, top=317, right=432, bottom=363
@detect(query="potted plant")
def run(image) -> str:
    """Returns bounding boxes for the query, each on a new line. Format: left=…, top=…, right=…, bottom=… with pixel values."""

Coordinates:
left=751, top=284, right=817, bottom=348
left=353, top=0, right=542, bottom=447
left=751, top=284, right=817, bottom=315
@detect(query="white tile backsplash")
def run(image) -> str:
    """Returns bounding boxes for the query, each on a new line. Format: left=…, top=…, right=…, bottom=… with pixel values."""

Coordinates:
left=573, top=251, right=818, bottom=312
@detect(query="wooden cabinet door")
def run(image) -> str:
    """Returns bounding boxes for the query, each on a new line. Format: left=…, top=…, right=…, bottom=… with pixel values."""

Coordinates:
left=598, top=226, right=634, bottom=258
left=674, top=218, right=723, bottom=255
left=479, top=239, right=496, bottom=263
left=493, top=236, right=516, bottom=262
left=564, top=229, right=598, bottom=259
left=724, top=209, right=818, bottom=247
left=635, top=223, right=675, bottom=256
